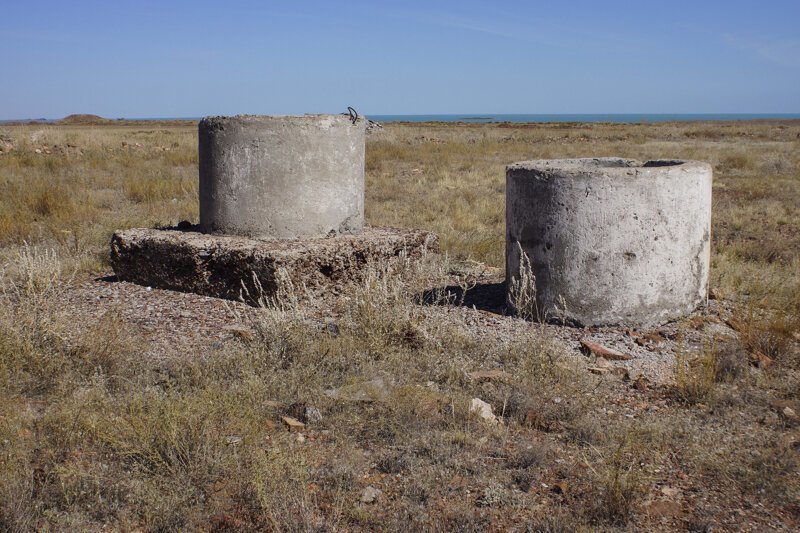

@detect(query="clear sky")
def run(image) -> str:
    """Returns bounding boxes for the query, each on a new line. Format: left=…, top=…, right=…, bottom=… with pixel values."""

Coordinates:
left=2, top=0, right=799, bottom=119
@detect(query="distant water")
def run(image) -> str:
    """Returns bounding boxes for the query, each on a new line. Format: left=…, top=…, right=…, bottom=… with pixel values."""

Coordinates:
left=3, top=113, right=799, bottom=125
left=368, top=113, right=800, bottom=123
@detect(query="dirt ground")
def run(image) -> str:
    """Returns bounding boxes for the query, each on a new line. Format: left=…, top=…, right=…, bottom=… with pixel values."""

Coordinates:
left=1, top=119, right=798, bottom=531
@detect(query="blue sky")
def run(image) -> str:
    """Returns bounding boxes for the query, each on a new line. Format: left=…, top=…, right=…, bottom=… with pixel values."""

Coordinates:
left=2, top=0, right=799, bottom=119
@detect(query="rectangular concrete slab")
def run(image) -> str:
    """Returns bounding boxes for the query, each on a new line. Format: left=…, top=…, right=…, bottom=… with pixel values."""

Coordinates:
left=110, top=227, right=437, bottom=302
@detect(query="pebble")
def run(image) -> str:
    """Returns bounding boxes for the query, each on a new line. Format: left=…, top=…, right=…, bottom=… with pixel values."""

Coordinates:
left=304, top=406, right=323, bottom=424
left=282, top=416, right=306, bottom=432
left=470, top=397, right=498, bottom=424
left=360, top=486, right=382, bottom=504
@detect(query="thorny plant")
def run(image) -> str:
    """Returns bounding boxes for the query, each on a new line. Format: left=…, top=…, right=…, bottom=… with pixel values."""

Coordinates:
left=240, top=268, right=304, bottom=316
left=674, top=337, right=718, bottom=405
left=230, top=268, right=309, bottom=354
left=1, top=242, right=74, bottom=308
left=508, top=242, right=544, bottom=321
left=352, top=251, right=427, bottom=354
left=420, top=252, right=479, bottom=308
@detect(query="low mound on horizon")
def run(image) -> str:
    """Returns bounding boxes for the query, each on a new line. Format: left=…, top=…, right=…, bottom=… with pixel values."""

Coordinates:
left=59, top=114, right=111, bottom=125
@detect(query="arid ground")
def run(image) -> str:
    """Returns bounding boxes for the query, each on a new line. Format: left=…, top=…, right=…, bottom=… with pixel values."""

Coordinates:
left=0, top=118, right=798, bottom=531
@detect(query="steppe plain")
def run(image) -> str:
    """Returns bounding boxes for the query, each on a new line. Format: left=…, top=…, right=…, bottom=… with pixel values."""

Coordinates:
left=0, top=116, right=798, bottom=530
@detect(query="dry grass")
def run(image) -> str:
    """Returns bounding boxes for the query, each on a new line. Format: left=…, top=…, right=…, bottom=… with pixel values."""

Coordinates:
left=0, top=125, right=197, bottom=270
left=0, top=119, right=798, bottom=529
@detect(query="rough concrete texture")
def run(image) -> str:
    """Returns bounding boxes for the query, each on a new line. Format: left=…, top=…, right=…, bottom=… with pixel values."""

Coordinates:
left=110, top=227, right=437, bottom=302
left=199, top=114, right=365, bottom=239
left=506, top=158, right=712, bottom=326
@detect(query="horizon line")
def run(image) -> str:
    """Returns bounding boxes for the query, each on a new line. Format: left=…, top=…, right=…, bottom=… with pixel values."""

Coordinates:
left=3, top=112, right=800, bottom=122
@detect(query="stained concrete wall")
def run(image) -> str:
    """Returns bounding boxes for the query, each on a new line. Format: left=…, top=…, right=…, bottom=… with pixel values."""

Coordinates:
left=199, top=114, right=365, bottom=239
left=506, top=158, right=712, bottom=326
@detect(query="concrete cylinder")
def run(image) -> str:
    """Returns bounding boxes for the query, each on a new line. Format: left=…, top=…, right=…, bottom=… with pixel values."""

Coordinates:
left=199, top=114, right=365, bottom=239
left=506, top=158, right=712, bottom=326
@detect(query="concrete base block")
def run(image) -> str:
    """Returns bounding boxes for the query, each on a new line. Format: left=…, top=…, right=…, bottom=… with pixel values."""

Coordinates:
left=110, top=226, right=437, bottom=302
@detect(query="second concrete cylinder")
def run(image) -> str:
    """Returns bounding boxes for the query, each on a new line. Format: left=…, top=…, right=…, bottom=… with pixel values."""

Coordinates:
left=506, top=158, right=712, bottom=326
left=199, top=114, right=365, bottom=239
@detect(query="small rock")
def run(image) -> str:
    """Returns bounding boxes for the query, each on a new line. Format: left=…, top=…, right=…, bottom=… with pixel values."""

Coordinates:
left=660, top=486, right=680, bottom=498
left=223, top=324, right=253, bottom=341
left=304, top=406, right=323, bottom=424
left=632, top=376, right=650, bottom=391
left=587, top=366, right=610, bottom=375
left=749, top=351, right=773, bottom=369
left=611, top=366, right=630, bottom=381
left=296, top=434, right=306, bottom=444
left=771, top=399, right=800, bottom=422
left=580, top=340, right=632, bottom=361
left=360, top=486, right=382, bottom=504
left=633, top=330, right=667, bottom=347
left=281, top=416, right=305, bottom=432
left=224, top=435, right=243, bottom=445
left=287, top=402, right=322, bottom=424
left=470, top=398, right=498, bottom=424
left=325, top=320, right=340, bottom=337
left=325, top=378, right=389, bottom=402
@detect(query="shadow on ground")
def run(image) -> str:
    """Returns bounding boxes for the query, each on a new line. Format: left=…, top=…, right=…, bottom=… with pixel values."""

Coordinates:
left=420, top=281, right=507, bottom=315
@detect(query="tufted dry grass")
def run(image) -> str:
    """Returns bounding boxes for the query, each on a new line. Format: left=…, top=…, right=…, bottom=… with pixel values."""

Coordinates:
left=0, top=119, right=798, bottom=530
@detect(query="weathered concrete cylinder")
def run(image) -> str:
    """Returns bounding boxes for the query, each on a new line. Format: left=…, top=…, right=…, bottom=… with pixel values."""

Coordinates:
left=199, top=114, right=365, bottom=239
left=506, top=158, right=712, bottom=326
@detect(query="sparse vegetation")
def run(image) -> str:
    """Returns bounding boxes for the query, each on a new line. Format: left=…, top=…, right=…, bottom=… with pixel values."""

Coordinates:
left=0, top=119, right=798, bottom=529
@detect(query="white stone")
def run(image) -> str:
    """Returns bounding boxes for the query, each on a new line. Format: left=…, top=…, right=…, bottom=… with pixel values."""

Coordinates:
left=470, top=397, right=498, bottom=423
left=360, top=486, right=382, bottom=504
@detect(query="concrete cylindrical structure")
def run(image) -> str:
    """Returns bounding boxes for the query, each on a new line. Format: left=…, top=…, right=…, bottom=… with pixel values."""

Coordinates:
left=199, top=114, right=365, bottom=239
left=506, top=158, right=712, bottom=326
